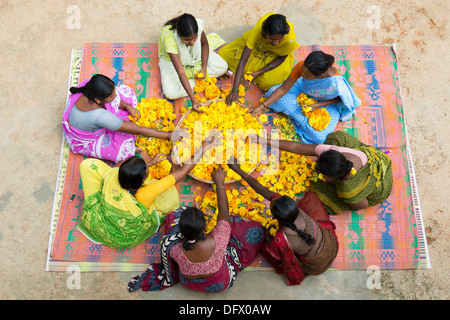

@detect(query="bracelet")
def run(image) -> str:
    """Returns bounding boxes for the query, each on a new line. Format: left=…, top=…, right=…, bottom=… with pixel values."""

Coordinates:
left=217, top=185, right=226, bottom=189
left=231, top=88, right=239, bottom=92
left=268, top=63, right=273, bottom=70
left=261, top=102, right=267, bottom=109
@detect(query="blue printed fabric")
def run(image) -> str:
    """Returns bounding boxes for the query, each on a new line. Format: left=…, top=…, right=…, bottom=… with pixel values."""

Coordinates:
left=266, top=75, right=361, bottom=144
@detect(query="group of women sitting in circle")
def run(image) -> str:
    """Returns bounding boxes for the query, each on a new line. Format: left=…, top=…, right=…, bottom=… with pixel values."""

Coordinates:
left=62, top=12, right=393, bottom=293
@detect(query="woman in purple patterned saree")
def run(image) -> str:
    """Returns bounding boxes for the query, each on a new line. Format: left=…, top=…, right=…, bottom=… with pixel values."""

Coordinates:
left=62, top=74, right=180, bottom=163
left=127, top=167, right=264, bottom=293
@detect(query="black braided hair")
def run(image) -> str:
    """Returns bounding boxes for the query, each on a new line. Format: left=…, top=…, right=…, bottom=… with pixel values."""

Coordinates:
left=304, top=50, right=335, bottom=76
left=289, top=223, right=315, bottom=246
left=118, top=156, right=147, bottom=196
left=261, top=14, right=290, bottom=36
left=164, top=13, right=198, bottom=38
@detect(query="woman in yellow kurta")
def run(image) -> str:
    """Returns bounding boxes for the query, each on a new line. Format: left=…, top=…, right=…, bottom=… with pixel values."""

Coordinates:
left=218, top=12, right=299, bottom=102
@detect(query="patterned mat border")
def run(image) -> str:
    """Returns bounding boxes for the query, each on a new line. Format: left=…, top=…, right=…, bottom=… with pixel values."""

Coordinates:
left=391, top=44, right=430, bottom=270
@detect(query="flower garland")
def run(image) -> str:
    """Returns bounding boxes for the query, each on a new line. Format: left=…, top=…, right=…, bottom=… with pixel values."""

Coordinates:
left=297, top=93, right=331, bottom=131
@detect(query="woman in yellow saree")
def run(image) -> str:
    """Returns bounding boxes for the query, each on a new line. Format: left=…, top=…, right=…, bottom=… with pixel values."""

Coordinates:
left=218, top=12, right=299, bottom=101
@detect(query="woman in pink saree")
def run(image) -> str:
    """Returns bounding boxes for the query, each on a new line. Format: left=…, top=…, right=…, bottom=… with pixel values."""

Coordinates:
left=62, top=74, right=180, bottom=163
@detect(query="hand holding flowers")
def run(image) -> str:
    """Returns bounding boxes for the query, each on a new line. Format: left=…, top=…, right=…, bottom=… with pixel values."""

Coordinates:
left=145, top=153, right=167, bottom=167
left=121, top=101, right=141, bottom=121
left=297, top=93, right=331, bottom=131
left=211, top=165, right=227, bottom=186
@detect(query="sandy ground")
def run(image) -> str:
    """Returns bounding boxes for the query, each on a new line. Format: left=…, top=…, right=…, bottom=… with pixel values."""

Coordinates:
left=0, top=0, right=448, bottom=300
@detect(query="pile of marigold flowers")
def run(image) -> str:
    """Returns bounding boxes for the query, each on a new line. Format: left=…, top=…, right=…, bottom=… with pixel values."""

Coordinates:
left=130, top=80, right=325, bottom=238
left=130, top=98, right=176, bottom=179
left=194, top=75, right=231, bottom=101
left=297, top=93, right=331, bottom=131
left=174, top=99, right=264, bottom=182
left=194, top=74, right=251, bottom=104
left=197, top=148, right=323, bottom=235
left=182, top=77, right=324, bottom=236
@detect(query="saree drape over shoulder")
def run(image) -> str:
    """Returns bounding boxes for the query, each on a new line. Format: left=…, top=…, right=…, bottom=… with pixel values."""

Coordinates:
left=312, top=131, right=393, bottom=215
left=267, top=75, right=361, bottom=144
left=127, top=208, right=264, bottom=293
left=62, top=78, right=138, bottom=163
left=76, top=159, right=179, bottom=249
left=261, top=192, right=339, bottom=286
left=218, top=12, right=299, bottom=91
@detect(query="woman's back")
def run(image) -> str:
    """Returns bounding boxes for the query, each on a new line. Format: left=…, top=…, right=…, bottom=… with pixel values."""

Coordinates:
left=68, top=103, right=122, bottom=132
left=284, top=209, right=324, bottom=258
left=171, top=220, right=231, bottom=279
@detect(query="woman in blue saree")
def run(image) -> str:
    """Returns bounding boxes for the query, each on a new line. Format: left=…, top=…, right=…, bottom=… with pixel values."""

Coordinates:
left=251, top=50, right=361, bottom=144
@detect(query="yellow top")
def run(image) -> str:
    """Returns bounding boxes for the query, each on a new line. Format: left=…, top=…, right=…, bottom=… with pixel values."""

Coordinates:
left=218, top=12, right=299, bottom=91
left=242, top=12, right=299, bottom=56
left=135, top=174, right=176, bottom=209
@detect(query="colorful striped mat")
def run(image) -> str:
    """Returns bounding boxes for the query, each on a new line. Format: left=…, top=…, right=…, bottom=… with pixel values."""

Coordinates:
left=46, top=43, right=430, bottom=272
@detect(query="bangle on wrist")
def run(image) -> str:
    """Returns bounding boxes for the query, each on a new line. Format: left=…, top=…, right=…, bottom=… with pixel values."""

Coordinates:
left=242, top=172, right=250, bottom=180
left=217, top=185, right=226, bottom=189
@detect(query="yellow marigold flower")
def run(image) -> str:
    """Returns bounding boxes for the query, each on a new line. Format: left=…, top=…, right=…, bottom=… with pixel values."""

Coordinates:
left=258, top=114, right=268, bottom=123
left=131, top=98, right=177, bottom=179
left=296, top=93, right=331, bottom=131
left=175, top=99, right=263, bottom=182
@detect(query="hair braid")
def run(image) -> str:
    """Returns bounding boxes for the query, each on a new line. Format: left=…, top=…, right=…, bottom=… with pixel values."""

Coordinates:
left=289, top=224, right=315, bottom=246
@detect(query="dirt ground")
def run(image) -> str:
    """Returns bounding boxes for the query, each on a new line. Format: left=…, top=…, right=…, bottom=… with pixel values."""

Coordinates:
left=0, top=0, right=448, bottom=300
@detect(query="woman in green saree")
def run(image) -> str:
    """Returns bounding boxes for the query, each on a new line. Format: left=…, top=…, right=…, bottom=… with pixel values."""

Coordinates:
left=252, top=131, right=393, bottom=215
left=77, top=134, right=220, bottom=248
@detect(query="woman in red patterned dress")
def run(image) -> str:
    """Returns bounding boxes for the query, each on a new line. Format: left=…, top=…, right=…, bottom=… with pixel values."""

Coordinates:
left=228, top=160, right=339, bottom=286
